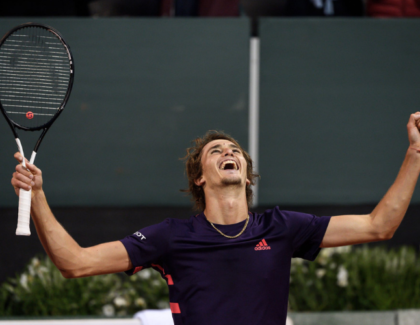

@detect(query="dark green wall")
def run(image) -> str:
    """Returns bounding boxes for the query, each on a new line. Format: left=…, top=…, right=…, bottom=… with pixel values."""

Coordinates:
left=1, top=18, right=420, bottom=208
left=0, top=18, right=249, bottom=207
left=259, top=19, right=420, bottom=205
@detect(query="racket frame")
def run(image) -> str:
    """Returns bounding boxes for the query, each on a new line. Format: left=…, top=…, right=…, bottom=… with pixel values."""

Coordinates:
left=0, top=22, right=75, bottom=135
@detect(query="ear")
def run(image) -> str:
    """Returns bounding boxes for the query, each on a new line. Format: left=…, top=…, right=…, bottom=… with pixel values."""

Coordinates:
left=246, top=178, right=251, bottom=186
left=195, top=176, right=205, bottom=187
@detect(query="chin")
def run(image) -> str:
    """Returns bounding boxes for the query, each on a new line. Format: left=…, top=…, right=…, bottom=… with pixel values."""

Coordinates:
left=221, top=177, right=242, bottom=186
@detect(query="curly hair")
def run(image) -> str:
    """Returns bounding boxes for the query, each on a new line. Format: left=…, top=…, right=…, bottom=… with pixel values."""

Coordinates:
left=181, top=130, right=259, bottom=211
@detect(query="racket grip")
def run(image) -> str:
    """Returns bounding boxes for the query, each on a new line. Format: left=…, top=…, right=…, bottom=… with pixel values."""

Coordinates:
left=16, top=188, right=32, bottom=236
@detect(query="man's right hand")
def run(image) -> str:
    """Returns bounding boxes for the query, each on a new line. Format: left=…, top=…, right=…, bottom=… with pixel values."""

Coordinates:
left=11, top=152, right=43, bottom=197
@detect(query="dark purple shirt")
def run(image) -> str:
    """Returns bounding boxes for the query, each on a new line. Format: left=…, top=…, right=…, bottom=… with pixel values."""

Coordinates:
left=120, top=207, right=331, bottom=325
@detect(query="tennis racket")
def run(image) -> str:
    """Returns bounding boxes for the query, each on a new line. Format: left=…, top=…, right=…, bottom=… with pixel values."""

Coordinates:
left=0, top=23, right=74, bottom=236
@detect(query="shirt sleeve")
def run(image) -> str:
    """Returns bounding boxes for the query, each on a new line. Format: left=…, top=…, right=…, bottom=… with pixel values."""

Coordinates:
left=120, top=218, right=172, bottom=275
left=275, top=208, right=331, bottom=261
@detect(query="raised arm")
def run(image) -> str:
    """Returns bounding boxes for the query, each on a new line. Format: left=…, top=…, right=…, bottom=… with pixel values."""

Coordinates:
left=321, top=112, right=420, bottom=248
left=11, top=153, right=132, bottom=278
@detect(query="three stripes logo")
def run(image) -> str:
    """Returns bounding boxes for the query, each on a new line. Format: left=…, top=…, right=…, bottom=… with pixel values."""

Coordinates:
left=255, top=238, right=271, bottom=251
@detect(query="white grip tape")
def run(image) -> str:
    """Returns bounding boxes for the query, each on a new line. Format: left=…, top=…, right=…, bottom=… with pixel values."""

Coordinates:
left=15, top=144, right=36, bottom=236
left=16, top=188, right=31, bottom=236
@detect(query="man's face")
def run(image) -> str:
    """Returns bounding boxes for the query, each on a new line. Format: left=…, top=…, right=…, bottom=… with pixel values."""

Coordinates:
left=195, top=139, right=249, bottom=189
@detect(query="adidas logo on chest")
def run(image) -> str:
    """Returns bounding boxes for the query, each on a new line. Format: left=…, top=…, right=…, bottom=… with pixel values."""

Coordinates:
left=255, top=238, right=271, bottom=251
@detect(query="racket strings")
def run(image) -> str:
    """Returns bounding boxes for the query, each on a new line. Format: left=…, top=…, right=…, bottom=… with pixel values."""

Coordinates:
left=0, top=26, right=71, bottom=129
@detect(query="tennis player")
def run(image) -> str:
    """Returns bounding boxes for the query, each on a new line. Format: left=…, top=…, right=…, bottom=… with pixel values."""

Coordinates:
left=10, top=113, right=420, bottom=325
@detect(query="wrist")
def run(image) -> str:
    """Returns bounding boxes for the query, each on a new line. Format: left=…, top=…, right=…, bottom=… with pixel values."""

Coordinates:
left=406, top=147, right=420, bottom=170
left=409, top=146, right=420, bottom=153
left=32, top=190, right=46, bottom=203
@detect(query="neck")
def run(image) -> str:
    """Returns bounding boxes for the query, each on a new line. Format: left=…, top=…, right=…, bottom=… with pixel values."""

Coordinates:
left=202, top=185, right=249, bottom=225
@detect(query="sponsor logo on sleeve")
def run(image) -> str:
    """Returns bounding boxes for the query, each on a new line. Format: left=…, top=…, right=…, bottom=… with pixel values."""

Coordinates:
left=134, top=232, right=146, bottom=240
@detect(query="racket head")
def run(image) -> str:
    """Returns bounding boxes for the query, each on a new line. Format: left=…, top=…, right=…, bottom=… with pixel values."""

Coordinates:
left=0, top=22, right=74, bottom=132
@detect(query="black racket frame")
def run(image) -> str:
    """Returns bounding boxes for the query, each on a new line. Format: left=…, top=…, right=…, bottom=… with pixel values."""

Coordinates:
left=0, top=22, right=74, bottom=152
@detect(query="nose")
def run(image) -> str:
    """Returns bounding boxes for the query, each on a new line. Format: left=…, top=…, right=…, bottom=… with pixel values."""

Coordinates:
left=223, top=147, right=234, bottom=156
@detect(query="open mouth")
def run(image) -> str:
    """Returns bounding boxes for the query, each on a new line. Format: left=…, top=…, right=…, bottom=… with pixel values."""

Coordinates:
left=219, top=160, right=239, bottom=170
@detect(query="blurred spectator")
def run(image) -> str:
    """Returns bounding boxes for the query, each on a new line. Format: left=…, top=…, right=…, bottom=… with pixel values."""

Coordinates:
left=89, top=0, right=160, bottom=16
left=160, top=0, right=240, bottom=16
left=0, top=0, right=160, bottom=17
left=0, top=0, right=367, bottom=18
left=241, top=0, right=364, bottom=16
left=199, top=0, right=240, bottom=16
left=0, top=0, right=89, bottom=16
left=367, top=0, right=420, bottom=16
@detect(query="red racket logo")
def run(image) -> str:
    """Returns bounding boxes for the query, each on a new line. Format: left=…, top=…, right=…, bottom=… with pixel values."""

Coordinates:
left=26, top=111, right=34, bottom=119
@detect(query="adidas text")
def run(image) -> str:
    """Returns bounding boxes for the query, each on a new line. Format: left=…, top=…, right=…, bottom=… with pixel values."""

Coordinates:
left=255, top=246, right=271, bottom=251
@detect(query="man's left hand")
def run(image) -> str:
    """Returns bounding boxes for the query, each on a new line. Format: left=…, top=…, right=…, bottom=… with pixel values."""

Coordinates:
left=407, top=112, right=420, bottom=147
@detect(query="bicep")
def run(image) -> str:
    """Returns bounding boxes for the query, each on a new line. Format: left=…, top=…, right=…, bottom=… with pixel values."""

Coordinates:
left=72, top=241, right=132, bottom=277
left=320, top=214, right=382, bottom=248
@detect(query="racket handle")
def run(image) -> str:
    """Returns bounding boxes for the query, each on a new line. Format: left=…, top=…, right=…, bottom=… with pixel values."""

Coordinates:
left=16, top=188, right=31, bottom=236
left=14, top=143, right=36, bottom=237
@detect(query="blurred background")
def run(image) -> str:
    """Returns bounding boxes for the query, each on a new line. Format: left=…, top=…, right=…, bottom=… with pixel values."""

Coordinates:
left=0, top=0, right=420, bottom=323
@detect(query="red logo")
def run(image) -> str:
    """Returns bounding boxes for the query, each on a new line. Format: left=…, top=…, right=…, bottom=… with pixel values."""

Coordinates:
left=255, top=239, right=271, bottom=251
left=26, top=111, right=34, bottom=119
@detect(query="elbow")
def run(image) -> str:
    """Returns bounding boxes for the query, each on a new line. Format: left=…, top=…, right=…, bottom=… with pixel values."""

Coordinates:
left=59, top=268, right=87, bottom=279
left=60, top=269, right=77, bottom=279
left=56, top=249, right=91, bottom=279
left=377, top=230, right=395, bottom=241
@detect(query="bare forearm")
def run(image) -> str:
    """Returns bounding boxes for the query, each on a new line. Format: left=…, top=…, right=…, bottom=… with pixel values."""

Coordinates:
left=12, top=155, right=132, bottom=278
left=370, top=148, right=420, bottom=238
left=30, top=191, right=84, bottom=275
left=322, top=113, right=420, bottom=247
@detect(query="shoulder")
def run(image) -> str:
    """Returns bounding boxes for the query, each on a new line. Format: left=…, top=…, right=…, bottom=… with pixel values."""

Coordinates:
left=143, top=215, right=199, bottom=235
left=255, top=206, right=315, bottom=223
left=253, top=207, right=329, bottom=231
left=121, top=217, right=192, bottom=250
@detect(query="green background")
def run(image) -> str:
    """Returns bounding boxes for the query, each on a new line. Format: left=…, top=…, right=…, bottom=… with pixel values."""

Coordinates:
left=1, top=19, right=420, bottom=207
left=0, top=18, right=249, bottom=206
left=258, top=19, right=420, bottom=205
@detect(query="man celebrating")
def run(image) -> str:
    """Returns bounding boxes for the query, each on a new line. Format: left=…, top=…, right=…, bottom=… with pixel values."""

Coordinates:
left=10, top=113, right=420, bottom=325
